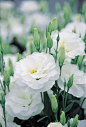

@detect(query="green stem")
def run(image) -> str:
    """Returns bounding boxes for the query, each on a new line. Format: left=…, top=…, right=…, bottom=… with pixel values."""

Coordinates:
left=65, top=87, right=69, bottom=107
left=54, top=113, right=58, bottom=122
left=49, top=48, right=51, bottom=54
left=60, top=66, right=62, bottom=76
left=63, top=85, right=65, bottom=111
left=46, top=46, right=47, bottom=53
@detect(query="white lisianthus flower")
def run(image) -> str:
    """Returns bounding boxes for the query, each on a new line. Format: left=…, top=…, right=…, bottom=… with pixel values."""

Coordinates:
left=13, top=52, right=59, bottom=92
left=0, top=1, right=14, bottom=19
left=25, top=12, right=50, bottom=32
left=3, top=54, right=17, bottom=69
left=5, top=88, right=44, bottom=120
left=58, top=62, right=85, bottom=98
left=51, top=30, right=85, bottom=58
left=2, top=122, right=21, bottom=127
left=19, top=1, right=39, bottom=13
left=61, top=21, right=86, bottom=39
left=47, top=122, right=64, bottom=127
left=71, top=13, right=85, bottom=22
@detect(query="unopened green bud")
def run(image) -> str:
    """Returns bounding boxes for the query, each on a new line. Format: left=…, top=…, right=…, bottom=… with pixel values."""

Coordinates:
left=57, top=44, right=65, bottom=67
left=41, top=34, right=47, bottom=49
left=40, top=1, right=49, bottom=13
left=48, top=21, right=52, bottom=35
left=70, top=0, right=75, bottom=6
left=76, top=14, right=81, bottom=22
left=17, top=53, right=22, bottom=62
left=67, top=119, right=71, bottom=127
left=4, top=68, right=10, bottom=86
left=72, top=114, right=79, bottom=127
left=51, top=95, right=58, bottom=113
left=81, top=2, right=86, bottom=15
left=77, top=55, right=83, bottom=70
left=34, top=28, right=40, bottom=51
left=29, top=38, right=34, bottom=54
left=9, top=64, right=14, bottom=76
left=46, top=25, right=48, bottom=38
left=55, top=3, right=61, bottom=13
left=47, top=32, right=53, bottom=49
left=67, top=74, right=74, bottom=88
left=63, top=3, right=71, bottom=23
left=52, top=17, right=58, bottom=31
left=60, top=111, right=66, bottom=125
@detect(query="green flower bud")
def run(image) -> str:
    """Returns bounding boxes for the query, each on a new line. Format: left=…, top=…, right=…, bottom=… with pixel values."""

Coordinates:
left=67, top=119, right=71, bottom=127
left=63, top=3, right=71, bottom=23
left=40, top=1, right=49, bottom=13
left=29, top=38, right=34, bottom=54
left=34, top=28, right=40, bottom=51
left=72, top=114, right=79, bottom=127
left=47, top=32, right=53, bottom=49
left=48, top=21, right=52, bottom=35
left=67, top=74, right=74, bottom=88
left=46, top=25, right=48, bottom=38
left=77, top=55, right=83, bottom=70
left=57, top=44, right=65, bottom=67
left=76, top=14, right=81, bottom=22
left=81, top=2, right=86, bottom=15
left=17, top=53, right=22, bottom=62
left=55, top=3, right=61, bottom=13
left=60, top=111, right=66, bottom=125
left=9, top=64, right=14, bottom=76
left=4, top=68, right=10, bottom=86
left=41, top=34, right=47, bottom=50
left=52, top=17, right=58, bottom=31
left=70, top=0, right=75, bottom=6
left=51, top=95, right=58, bottom=113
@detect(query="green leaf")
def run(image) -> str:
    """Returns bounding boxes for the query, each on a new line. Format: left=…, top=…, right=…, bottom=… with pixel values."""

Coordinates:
left=37, top=116, right=51, bottom=122
left=44, top=92, right=53, bottom=117
left=65, top=102, right=74, bottom=113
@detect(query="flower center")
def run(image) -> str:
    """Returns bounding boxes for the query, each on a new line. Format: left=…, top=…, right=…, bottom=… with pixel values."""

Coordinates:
left=62, top=41, right=65, bottom=45
left=30, top=69, right=37, bottom=74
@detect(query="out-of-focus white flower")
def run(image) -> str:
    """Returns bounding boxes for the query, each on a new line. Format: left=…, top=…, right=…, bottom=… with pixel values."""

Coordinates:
left=8, top=18, right=24, bottom=37
left=5, top=88, right=44, bottom=120
left=25, top=12, right=50, bottom=31
left=0, top=1, right=14, bottom=19
left=3, top=54, right=17, bottom=69
left=47, top=122, right=64, bottom=127
left=13, top=52, right=59, bottom=92
left=58, top=62, right=85, bottom=98
left=61, top=21, right=86, bottom=39
left=65, top=118, right=86, bottom=127
left=2, top=122, right=21, bottom=127
left=0, top=105, right=3, bottom=124
left=19, top=1, right=39, bottom=13
left=71, top=13, right=85, bottom=22
left=51, top=30, right=85, bottom=58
